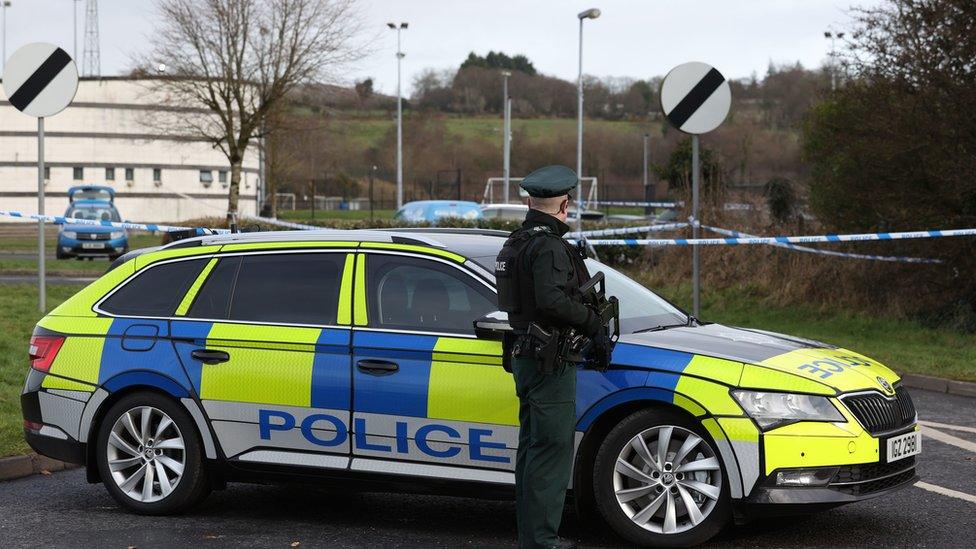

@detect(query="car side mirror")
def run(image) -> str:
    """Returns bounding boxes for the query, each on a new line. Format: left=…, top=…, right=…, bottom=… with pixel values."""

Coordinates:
left=473, top=310, right=512, bottom=341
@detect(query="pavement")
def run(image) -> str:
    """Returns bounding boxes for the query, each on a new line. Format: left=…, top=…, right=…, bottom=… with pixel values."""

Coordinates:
left=0, top=388, right=973, bottom=548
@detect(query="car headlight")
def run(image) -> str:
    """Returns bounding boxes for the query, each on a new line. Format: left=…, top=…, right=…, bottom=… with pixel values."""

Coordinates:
left=62, top=231, right=77, bottom=239
left=109, top=231, right=125, bottom=239
left=732, top=390, right=844, bottom=430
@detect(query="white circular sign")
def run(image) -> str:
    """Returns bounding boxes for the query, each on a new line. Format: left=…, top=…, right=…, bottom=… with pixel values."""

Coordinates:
left=2, top=42, right=79, bottom=118
left=660, top=61, right=731, bottom=135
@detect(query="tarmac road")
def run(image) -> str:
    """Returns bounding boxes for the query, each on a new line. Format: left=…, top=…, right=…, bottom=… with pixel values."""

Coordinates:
left=0, top=389, right=973, bottom=548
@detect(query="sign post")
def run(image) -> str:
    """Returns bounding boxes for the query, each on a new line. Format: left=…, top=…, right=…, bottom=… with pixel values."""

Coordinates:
left=2, top=43, right=79, bottom=312
left=660, top=61, right=731, bottom=318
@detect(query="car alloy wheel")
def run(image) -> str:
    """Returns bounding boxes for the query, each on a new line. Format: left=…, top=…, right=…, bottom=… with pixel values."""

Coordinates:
left=612, top=425, right=722, bottom=535
left=105, top=406, right=186, bottom=503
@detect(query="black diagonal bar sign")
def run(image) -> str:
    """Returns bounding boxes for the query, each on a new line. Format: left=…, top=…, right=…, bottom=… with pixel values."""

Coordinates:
left=8, top=47, right=72, bottom=112
left=666, top=68, right=725, bottom=129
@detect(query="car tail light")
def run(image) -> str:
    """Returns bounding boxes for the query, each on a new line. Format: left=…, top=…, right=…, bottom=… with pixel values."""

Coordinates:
left=28, top=335, right=65, bottom=372
left=24, top=420, right=43, bottom=432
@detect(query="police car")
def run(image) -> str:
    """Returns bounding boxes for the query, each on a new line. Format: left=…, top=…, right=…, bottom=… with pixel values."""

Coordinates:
left=22, top=228, right=919, bottom=546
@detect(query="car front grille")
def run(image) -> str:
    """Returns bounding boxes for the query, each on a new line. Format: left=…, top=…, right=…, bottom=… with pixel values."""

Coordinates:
left=830, top=456, right=917, bottom=496
left=841, top=386, right=916, bottom=435
left=79, top=232, right=111, bottom=241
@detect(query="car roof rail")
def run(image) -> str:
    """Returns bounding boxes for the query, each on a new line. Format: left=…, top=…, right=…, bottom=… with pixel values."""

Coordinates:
left=160, top=229, right=448, bottom=249
left=378, top=227, right=511, bottom=238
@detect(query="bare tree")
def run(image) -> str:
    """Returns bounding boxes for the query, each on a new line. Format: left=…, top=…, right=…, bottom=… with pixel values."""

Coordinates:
left=142, top=0, right=365, bottom=222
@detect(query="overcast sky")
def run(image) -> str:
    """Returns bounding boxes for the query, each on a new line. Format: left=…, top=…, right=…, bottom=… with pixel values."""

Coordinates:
left=3, top=0, right=880, bottom=95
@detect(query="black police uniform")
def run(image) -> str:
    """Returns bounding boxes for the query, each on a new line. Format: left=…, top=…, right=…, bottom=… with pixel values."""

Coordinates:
left=495, top=166, right=600, bottom=549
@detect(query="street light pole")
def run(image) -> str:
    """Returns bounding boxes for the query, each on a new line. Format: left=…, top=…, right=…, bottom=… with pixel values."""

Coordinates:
left=824, top=30, right=845, bottom=91
left=387, top=22, right=408, bottom=209
left=642, top=133, right=650, bottom=215
left=2, top=1, right=10, bottom=74
left=73, top=0, right=79, bottom=61
left=576, top=8, right=600, bottom=232
left=502, top=70, right=511, bottom=203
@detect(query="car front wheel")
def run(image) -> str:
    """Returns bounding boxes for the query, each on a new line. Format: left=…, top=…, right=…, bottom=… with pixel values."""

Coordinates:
left=95, top=392, right=210, bottom=514
left=592, top=409, right=730, bottom=547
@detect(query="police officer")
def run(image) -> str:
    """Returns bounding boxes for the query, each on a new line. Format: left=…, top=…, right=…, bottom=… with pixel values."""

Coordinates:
left=495, top=165, right=604, bottom=549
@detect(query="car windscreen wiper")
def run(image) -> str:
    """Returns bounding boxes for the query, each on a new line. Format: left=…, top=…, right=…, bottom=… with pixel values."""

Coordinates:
left=632, top=322, right=688, bottom=334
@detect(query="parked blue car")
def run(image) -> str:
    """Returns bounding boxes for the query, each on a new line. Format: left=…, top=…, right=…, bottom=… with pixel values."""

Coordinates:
left=393, top=200, right=484, bottom=224
left=57, top=186, right=129, bottom=260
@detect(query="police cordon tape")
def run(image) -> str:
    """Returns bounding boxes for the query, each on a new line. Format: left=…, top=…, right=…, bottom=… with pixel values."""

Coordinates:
left=582, top=227, right=976, bottom=248
left=0, top=209, right=969, bottom=262
left=697, top=225, right=943, bottom=264
left=569, top=222, right=689, bottom=238
left=0, top=210, right=232, bottom=234
left=583, top=200, right=681, bottom=208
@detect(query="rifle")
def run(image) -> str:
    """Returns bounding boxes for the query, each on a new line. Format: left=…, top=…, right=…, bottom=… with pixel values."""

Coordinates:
left=577, top=272, right=620, bottom=371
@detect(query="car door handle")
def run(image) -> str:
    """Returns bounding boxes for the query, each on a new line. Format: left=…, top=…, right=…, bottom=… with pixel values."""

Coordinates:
left=191, top=349, right=230, bottom=365
left=356, top=359, right=399, bottom=375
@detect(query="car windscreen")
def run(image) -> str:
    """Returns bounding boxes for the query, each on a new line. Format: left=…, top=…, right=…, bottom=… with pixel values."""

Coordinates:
left=70, top=188, right=113, bottom=202
left=66, top=205, right=121, bottom=222
left=430, top=204, right=482, bottom=220
left=470, top=254, right=687, bottom=334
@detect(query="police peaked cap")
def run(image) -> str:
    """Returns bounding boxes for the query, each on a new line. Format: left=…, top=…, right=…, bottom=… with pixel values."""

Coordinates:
left=519, top=165, right=579, bottom=198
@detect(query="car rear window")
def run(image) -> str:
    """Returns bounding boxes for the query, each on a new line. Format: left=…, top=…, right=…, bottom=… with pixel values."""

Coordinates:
left=226, top=253, right=345, bottom=325
left=100, top=259, right=208, bottom=317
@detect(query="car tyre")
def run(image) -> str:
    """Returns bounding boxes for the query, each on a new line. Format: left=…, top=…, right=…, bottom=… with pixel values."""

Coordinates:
left=592, top=408, right=730, bottom=548
left=95, top=392, right=211, bottom=515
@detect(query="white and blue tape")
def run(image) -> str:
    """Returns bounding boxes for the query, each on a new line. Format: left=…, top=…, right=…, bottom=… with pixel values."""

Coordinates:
left=698, top=225, right=942, bottom=264
left=0, top=210, right=232, bottom=234
left=584, top=227, right=976, bottom=247
left=585, top=200, right=681, bottom=208
left=570, top=222, right=689, bottom=239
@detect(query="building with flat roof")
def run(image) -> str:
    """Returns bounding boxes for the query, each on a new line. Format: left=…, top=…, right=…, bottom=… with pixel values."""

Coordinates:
left=0, top=77, right=261, bottom=222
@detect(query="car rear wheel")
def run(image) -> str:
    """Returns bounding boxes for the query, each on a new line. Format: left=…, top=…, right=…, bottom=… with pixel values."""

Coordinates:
left=592, top=409, right=730, bottom=547
left=95, top=392, right=210, bottom=514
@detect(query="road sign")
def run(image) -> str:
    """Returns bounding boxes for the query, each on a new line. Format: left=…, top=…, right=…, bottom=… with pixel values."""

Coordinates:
left=2, top=43, right=78, bottom=313
left=660, top=61, right=731, bottom=135
left=2, top=42, right=78, bottom=117
left=659, top=62, right=732, bottom=318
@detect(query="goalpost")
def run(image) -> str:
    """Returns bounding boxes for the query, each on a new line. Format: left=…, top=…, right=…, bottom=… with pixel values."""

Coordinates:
left=483, top=177, right=598, bottom=207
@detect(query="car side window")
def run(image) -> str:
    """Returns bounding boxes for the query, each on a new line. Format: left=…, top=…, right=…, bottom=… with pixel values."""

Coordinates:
left=367, top=254, right=496, bottom=334
left=186, top=257, right=241, bottom=319
left=226, top=253, right=345, bottom=325
left=101, top=258, right=208, bottom=317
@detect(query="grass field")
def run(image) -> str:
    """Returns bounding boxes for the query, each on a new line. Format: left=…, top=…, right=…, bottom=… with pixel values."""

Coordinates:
left=0, top=284, right=81, bottom=457
left=1, top=280, right=973, bottom=457
left=317, top=115, right=648, bottom=149
left=0, top=231, right=162, bottom=252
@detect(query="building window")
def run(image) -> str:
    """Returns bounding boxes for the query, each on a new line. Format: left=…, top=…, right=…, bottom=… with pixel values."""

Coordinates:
left=106, top=167, right=115, bottom=181
left=43, top=167, right=50, bottom=181
left=153, top=168, right=162, bottom=182
left=200, top=170, right=214, bottom=186
left=125, top=168, right=134, bottom=182
left=73, top=167, right=84, bottom=181
left=219, top=170, right=227, bottom=184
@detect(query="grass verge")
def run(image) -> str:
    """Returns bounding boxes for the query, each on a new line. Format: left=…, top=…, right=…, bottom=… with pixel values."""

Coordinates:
left=0, top=284, right=81, bottom=457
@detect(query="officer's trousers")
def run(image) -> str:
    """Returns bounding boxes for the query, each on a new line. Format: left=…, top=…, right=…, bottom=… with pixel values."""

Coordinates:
left=512, top=356, right=577, bottom=549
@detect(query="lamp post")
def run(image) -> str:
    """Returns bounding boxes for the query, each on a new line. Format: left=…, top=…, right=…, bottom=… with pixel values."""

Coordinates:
left=824, top=30, right=845, bottom=91
left=1, top=1, right=10, bottom=73
left=576, top=7, right=600, bottom=231
left=73, top=0, right=80, bottom=60
left=387, top=22, right=407, bottom=209
left=642, top=133, right=651, bottom=215
left=501, top=70, right=511, bottom=203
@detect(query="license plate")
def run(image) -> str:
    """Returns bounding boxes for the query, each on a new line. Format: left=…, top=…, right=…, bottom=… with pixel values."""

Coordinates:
left=81, top=242, right=105, bottom=249
left=886, top=431, right=921, bottom=463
